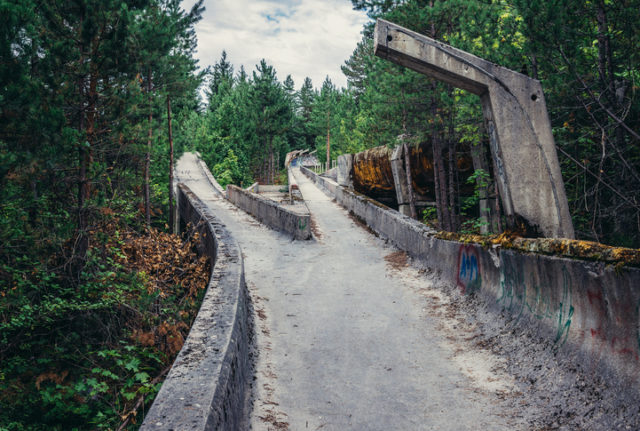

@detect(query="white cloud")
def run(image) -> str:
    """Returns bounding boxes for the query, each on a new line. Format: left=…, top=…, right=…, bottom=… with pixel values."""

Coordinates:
left=182, top=0, right=369, bottom=90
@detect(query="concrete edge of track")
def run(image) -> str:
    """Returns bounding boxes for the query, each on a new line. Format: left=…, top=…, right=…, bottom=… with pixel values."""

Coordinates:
left=141, top=183, right=252, bottom=431
left=227, top=183, right=312, bottom=240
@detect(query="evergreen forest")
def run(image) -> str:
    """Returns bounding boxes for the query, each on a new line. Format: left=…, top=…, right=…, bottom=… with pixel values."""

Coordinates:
left=1, top=0, right=639, bottom=429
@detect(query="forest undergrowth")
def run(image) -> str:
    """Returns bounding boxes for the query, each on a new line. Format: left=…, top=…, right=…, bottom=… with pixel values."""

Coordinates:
left=0, top=216, right=210, bottom=430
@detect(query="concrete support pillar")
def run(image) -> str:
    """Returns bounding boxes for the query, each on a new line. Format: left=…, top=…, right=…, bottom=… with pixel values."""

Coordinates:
left=390, top=145, right=412, bottom=217
left=337, top=154, right=354, bottom=188
left=374, top=19, right=574, bottom=238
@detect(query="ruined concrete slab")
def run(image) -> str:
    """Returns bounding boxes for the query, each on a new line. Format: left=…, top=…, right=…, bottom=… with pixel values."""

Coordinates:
left=287, top=168, right=299, bottom=201
left=374, top=19, right=574, bottom=239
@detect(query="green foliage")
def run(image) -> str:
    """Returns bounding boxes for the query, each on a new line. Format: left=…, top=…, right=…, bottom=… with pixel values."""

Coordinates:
left=421, top=206, right=438, bottom=228
left=461, top=169, right=490, bottom=213
left=0, top=224, right=207, bottom=429
left=213, top=149, right=243, bottom=188
left=0, top=0, right=206, bottom=428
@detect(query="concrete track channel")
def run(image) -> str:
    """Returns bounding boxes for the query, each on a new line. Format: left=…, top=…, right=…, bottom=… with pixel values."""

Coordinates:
left=177, top=153, right=535, bottom=430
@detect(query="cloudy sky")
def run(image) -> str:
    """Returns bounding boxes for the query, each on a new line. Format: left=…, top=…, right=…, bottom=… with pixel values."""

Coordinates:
left=181, top=0, right=370, bottom=90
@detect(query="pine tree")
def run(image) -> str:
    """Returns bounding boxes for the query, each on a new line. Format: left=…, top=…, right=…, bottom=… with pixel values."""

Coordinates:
left=207, top=50, right=234, bottom=111
left=251, top=59, right=292, bottom=183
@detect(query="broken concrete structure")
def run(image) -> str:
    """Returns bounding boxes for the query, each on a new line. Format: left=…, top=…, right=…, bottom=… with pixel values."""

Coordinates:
left=141, top=184, right=251, bottom=430
left=374, top=19, right=574, bottom=239
left=390, top=145, right=412, bottom=216
left=285, top=149, right=320, bottom=169
left=346, top=142, right=474, bottom=211
left=352, top=145, right=396, bottom=205
left=337, top=153, right=353, bottom=188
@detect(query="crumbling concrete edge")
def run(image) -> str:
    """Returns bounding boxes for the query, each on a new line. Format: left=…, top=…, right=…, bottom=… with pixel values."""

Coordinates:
left=226, top=184, right=312, bottom=240
left=141, top=184, right=251, bottom=431
left=301, top=165, right=640, bottom=387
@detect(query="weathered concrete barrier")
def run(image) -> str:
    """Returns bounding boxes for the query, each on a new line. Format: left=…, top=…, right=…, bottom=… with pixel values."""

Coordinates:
left=141, top=184, right=251, bottom=431
left=301, top=166, right=640, bottom=387
left=226, top=184, right=312, bottom=240
left=195, top=152, right=226, bottom=197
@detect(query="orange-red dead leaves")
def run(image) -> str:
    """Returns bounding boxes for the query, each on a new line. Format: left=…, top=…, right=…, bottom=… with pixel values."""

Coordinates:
left=35, top=370, right=69, bottom=390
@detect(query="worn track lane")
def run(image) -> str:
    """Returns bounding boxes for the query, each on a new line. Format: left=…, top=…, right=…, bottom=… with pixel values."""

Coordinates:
left=177, top=154, right=532, bottom=430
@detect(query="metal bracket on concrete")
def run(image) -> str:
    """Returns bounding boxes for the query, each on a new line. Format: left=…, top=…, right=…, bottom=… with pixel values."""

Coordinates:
left=374, top=19, right=574, bottom=238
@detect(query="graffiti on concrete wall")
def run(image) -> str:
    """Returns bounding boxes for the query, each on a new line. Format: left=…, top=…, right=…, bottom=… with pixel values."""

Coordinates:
left=497, top=261, right=573, bottom=346
left=456, top=246, right=640, bottom=363
left=457, top=245, right=481, bottom=294
left=298, top=218, right=307, bottom=231
left=586, top=287, right=640, bottom=362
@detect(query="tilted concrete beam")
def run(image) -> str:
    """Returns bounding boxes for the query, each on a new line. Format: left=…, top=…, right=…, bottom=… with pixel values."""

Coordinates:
left=374, top=19, right=574, bottom=238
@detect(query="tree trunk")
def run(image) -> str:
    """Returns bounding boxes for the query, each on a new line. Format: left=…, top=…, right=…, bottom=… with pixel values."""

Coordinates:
left=471, top=144, right=491, bottom=234
left=167, top=95, right=175, bottom=234
left=145, top=70, right=152, bottom=227
left=326, top=109, right=331, bottom=171
left=263, top=153, right=267, bottom=184
left=448, top=139, right=457, bottom=230
left=447, top=101, right=458, bottom=230
left=431, top=91, right=451, bottom=231
left=400, top=90, right=417, bottom=219
left=530, top=52, right=539, bottom=80
left=77, top=59, right=98, bottom=264
left=270, top=150, right=274, bottom=185
left=77, top=74, right=89, bottom=264
left=595, top=0, right=614, bottom=99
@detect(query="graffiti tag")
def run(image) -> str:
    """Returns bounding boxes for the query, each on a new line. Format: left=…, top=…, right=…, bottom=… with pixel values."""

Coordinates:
left=457, top=245, right=481, bottom=294
left=497, top=262, right=573, bottom=347
left=298, top=218, right=308, bottom=231
left=588, top=287, right=639, bottom=361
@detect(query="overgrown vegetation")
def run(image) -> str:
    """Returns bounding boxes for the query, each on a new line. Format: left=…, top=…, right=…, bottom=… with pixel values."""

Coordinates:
left=0, top=218, right=209, bottom=430
left=0, top=0, right=208, bottom=428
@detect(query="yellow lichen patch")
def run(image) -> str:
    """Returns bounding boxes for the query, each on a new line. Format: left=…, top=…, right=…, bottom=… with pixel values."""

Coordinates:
left=431, top=229, right=640, bottom=267
left=353, top=146, right=395, bottom=196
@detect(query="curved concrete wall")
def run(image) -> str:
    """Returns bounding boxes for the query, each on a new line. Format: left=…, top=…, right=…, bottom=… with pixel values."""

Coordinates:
left=226, top=184, right=311, bottom=240
left=301, top=166, right=640, bottom=386
left=195, top=152, right=226, bottom=197
left=141, top=184, right=251, bottom=431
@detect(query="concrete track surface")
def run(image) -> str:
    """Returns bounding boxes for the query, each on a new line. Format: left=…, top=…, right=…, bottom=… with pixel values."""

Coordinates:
left=176, top=153, right=537, bottom=430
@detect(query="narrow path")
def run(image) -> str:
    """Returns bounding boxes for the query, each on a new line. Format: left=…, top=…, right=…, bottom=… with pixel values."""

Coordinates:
left=176, top=154, right=533, bottom=430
